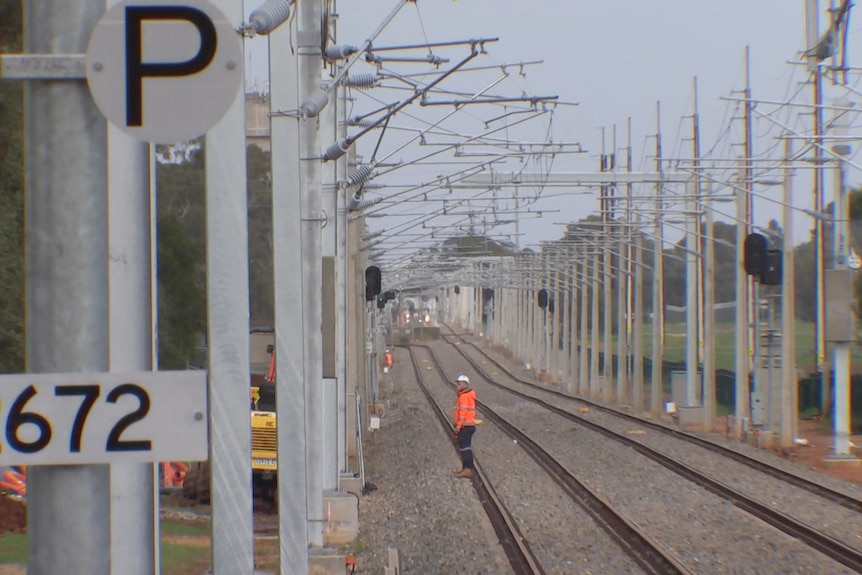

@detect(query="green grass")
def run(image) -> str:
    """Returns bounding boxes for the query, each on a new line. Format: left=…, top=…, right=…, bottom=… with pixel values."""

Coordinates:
left=0, top=532, right=27, bottom=564
left=161, top=541, right=210, bottom=575
left=607, top=320, right=862, bottom=373
left=159, top=518, right=209, bottom=537
left=0, top=518, right=212, bottom=571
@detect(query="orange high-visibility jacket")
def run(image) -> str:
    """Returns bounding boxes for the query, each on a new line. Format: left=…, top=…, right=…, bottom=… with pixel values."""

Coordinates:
left=453, top=388, right=476, bottom=431
left=384, top=352, right=393, bottom=366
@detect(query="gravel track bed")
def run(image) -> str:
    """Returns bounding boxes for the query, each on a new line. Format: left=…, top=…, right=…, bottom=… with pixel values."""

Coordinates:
left=427, top=339, right=855, bottom=574
left=453, top=333, right=862, bottom=502
left=412, top=346, right=644, bottom=575
left=353, top=346, right=512, bottom=575
left=454, top=340, right=862, bottom=552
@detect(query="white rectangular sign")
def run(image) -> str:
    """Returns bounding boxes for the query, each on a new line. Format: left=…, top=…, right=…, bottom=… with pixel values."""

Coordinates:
left=0, top=371, right=208, bottom=465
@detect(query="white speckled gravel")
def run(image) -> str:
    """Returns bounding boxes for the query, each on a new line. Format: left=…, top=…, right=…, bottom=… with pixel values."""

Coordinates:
left=352, top=346, right=513, bottom=575
left=352, top=333, right=862, bottom=575
left=453, top=336, right=862, bottom=554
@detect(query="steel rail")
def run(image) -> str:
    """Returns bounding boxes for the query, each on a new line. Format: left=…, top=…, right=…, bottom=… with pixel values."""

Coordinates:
left=439, top=329, right=862, bottom=572
left=402, top=345, right=545, bottom=575
left=442, top=329, right=862, bottom=514
left=413, top=344, right=692, bottom=575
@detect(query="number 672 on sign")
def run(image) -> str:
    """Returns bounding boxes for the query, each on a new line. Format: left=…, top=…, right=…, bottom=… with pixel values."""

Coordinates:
left=0, top=371, right=207, bottom=466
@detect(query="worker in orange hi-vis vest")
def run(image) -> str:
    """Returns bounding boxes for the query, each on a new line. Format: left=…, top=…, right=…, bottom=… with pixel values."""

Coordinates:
left=383, top=349, right=393, bottom=368
left=452, top=374, right=477, bottom=478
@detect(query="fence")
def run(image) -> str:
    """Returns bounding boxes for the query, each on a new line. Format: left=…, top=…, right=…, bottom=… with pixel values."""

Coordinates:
left=583, top=349, right=860, bottom=418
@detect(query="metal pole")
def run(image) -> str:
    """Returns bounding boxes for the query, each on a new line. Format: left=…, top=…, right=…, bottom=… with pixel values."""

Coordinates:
left=25, top=1, right=110, bottom=572
left=335, top=77, right=349, bottom=477
left=270, top=8, right=310, bottom=571
left=694, top=79, right=706, bottom=373
left=781, top=136, right=798, bottom=448
left=557, top=259, right=565, bottom=382
left=807, top=0, right=829, bottom=418
left=616, top=230, right=627, bottom=404
left=734, top=161, right=750, bottom=439
left=744, top=47, right=757, bottom=418
left=567, top=250, right=579, bottom=393
left=107, top=121, right=157, bottom=575
left=650, top=102, right=665, bottom=415
left=590, top=252, right=601, bottom=398
left=602, top=158, right=613, bottom=402
left=625, top=118, right=635, bottom=401
left=633, top=221, right=645, bottom=412
left=299, top=0, right=326, bottom=547
left=685, top=181, right=699, bottom=407
left=579, top=258, right=590, bottom=395
left=206, top=0, right=254, bottom=569
left=692, top=77, right=704, bottom=409
left=321, top=56, right=339, bottom=490
left=703, top=185, right=716, bottom=432
left=830, top=98, right=853, bottom=457
left=733, top=48, right=754, bottom=439
left=530, top=263, right=538, bottom=370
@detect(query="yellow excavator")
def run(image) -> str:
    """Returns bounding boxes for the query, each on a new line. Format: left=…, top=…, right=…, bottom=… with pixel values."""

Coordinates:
left=249, top=328, right=278, bottom=502
left=183, top=328, right=278, bottom=504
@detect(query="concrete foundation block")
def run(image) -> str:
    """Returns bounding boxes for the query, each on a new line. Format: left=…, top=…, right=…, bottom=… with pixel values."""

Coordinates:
left=309, top=549, right=347, bottom=575
left=823, top=455, right=862, bottom=467
left=755, top=430, right=775, bottom=450
left=339, top=474, right=362, bottom=497
left=676, top=405, right=704, bottom=429
left=323, top=489, right=359, bottom=545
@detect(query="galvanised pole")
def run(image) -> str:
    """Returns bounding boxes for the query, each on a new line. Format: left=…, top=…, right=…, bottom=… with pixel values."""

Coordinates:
left=523, top=261, right=531, bottom=363
left=603, top=225, right=613, bottom=402
left=650, top=102, right=665, bottom=416
left=703, top=185, right=716, bottom=432
left=542, top=254, right=550, bottom=374
left=206, top=0, right=254, bottom=570
left=601, top=155, right=613, bottom=401
left=25, top=1, right=110, bottom=572
left=590, top=251, right=601, bottom=398
left=685, top=181, right=699, bottom=407
left=781, top=137, right=798, bottom=448
left=564, top=248, right=576, bottom=392
left=335, top=77, right=349, bottom=476
left=806, top=0, right=828, bottom=414
left=321, top=61, right=339, bottom=489
left=633, top=223, right=645, bottom=412
left=298, top=0, right=326, bottom=547
left=107, top=121, right=157, bottom=574
left=271, top=5, right=310, bottom=570
left=550, top=252, right=560, bottom=377
left=830, top=98, right=853, bottom=457
left=567, top=252, right=579, bottom=393
left=616, top=226, right=627, bottom=404
left=529, top=259, right=538, bottom=370
left=579, top=258, right=589, bottom=395
left=734, top=161, right=750, bottom=439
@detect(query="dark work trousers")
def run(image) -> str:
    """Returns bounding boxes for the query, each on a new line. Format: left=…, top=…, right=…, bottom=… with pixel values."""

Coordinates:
left=457, top=424, right=476, bottom=469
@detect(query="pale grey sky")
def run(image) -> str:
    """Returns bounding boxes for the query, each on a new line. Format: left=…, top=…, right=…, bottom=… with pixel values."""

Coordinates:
left=247, top=1, right=862, bottom=251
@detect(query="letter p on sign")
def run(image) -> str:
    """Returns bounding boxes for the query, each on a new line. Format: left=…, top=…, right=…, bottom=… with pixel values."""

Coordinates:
left=86, top=0, right=243, bottom=144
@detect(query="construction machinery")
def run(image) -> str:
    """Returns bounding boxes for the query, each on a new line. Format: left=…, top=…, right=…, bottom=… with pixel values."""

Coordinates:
left=183, top=328, right=279, bottom=504
left=249, top=328, right=278, bottom=502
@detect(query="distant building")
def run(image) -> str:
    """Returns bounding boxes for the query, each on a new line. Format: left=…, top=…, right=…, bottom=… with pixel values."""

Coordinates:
left=246, top=92, right=271, bottom=152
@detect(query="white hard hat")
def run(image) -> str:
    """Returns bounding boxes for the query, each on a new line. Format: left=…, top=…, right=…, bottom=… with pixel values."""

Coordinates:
left=456, top=374, right=470, bottom=385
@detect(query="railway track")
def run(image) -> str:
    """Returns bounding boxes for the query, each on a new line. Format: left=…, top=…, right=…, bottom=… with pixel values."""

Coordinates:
left=404, top=344, right=693, bottom=575
left=440, top=326, right=862, bottom=515
left=403, top=345, right=545, bottom=575
left=433, top=328, right=862, bottom=573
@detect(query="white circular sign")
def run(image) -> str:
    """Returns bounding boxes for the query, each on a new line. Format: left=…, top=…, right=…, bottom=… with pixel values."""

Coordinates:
left=848, top=251, right=861, bottom=270
left=86, top=0, right=243, bottom=144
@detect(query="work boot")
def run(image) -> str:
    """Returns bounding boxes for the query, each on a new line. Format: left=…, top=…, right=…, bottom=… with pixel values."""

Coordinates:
left=453, top=468, right=473, bottom=478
